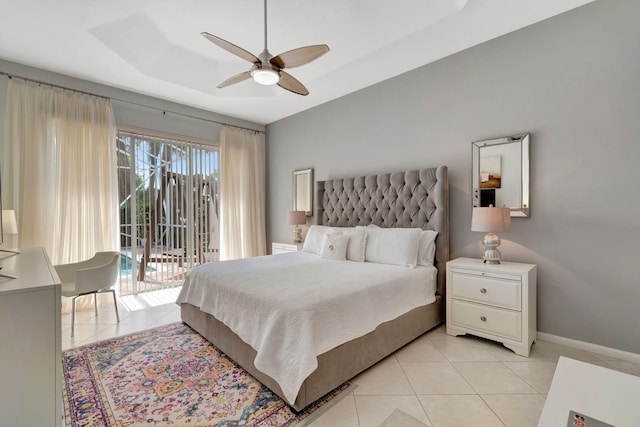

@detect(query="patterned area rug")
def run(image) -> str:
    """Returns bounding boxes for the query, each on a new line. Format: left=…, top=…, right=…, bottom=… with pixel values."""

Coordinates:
left=62, top=322, right=349, bottom=427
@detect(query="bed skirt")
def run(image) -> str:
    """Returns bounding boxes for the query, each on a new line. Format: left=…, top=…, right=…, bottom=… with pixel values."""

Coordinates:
left=180, top=296, right=443, bottom=411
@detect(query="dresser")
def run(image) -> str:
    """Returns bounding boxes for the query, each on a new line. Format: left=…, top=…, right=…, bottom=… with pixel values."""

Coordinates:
left=271, top=242, right=303, bottom=254
left=0, top=247, right=62, bottom=427
left=446, top=257, right=537, bottom=357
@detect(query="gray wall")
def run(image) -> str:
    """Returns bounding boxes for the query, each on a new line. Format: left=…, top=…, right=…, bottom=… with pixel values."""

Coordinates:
left=266, top=1, right=640, bottom=353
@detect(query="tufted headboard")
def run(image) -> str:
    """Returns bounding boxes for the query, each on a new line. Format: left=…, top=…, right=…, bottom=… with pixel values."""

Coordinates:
left=315, top=166, right=449, bottom=297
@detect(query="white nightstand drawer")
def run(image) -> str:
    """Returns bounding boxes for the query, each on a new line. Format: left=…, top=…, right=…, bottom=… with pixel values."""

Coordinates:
left=451, top=299, right=522, bottom=341
left=272, top=242, right=302, bottom=254
left=452, top=273, right=521, bottom=310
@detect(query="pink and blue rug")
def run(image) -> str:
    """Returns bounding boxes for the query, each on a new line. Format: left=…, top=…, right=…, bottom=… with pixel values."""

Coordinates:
left=62, top=322, right=348, bottom=426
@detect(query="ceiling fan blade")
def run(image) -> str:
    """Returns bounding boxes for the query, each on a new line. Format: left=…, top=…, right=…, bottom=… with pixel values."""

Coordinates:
left=270, top=44, right=330, bottom=69
left=277, top=71, right=309, bottom=96
left=201, top=32, right=260, bottom=64
left=218, top=71, right=252, bottom=88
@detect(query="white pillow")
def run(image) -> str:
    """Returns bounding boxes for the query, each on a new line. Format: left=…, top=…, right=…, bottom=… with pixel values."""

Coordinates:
left=319, top=231, right=349, bottom=261
left=343, top=228, right=367, bottom=262
left=302, top=225, right=334, bottom=254
left=417, top=230, right=438, bottom=267
left=356, top=226, right=422, bottom=268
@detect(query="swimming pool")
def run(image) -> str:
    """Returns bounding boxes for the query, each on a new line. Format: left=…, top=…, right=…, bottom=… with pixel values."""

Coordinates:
left=120, top=253, right=155, bottom=274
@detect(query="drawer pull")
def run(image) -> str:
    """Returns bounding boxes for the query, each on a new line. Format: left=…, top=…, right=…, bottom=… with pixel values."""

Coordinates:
left=480, top=316, right=487, bottom=322
left=480, top=288, right=487, bottom=294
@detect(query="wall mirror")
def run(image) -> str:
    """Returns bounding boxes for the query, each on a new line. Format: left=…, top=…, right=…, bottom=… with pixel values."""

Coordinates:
left=293, top=168, right=313, bottom=217
left=472, top=133, right=530, bottom=217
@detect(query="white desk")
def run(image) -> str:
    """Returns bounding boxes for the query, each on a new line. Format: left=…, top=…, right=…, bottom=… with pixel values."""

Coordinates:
left=0, top=247, right=62, bottom=427
left=538, top=357, right=640, bottom=427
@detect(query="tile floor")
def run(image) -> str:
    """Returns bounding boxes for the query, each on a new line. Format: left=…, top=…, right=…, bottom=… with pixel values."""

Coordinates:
left=62, top=290, right=640, bottom=427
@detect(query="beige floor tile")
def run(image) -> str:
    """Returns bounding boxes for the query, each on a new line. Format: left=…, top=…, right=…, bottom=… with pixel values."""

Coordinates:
left=151, top=310, right=183, bottom=326
left=474, top=337, right=546, bottom=362
left=309, top=393, right=360, bottom=427
left=401, top=362, right=475, bottom=395
left=61, top=295, right=180, bottom=346
left=89, top=322, right=154, bottom=341
left=586, top=350, right=621, bottom=361
left=115, top=309, right=173, bottom=325
left=528, top=340, right=600, bottom=363
left=428, top=334, right=498, bottom=362
left=395, top=334, right=447, bottom=363
left=418, top=395, right=503, bottom=427
left=72, top=310, right=126, bottom=325
left=355, top=395, right=430, bottom=427
left=504, top=361, right=557, bottom=393
left=118, top=289, right=181, bottom=309
left=141, top=302, right=181, bottom=313
left=61, top=322, right=113, bottom=342
left=353, top=356, right=415, bottom=395
left=424, top=324, right=448, bottom=339
left=482, top=394, right=546, bottom=427
left=453, top=362, right=537, bottom=394
left=61, top=338, right=94, bottom=351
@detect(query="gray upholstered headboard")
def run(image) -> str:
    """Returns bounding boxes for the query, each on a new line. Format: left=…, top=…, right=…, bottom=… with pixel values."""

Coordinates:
left=315, top=166, right=449, bottom=297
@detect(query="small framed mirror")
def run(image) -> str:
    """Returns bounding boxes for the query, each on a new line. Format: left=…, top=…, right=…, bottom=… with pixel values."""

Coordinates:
left=472, top=133, right=530, bottom=217
left=293, top=168, right=313, bottom=217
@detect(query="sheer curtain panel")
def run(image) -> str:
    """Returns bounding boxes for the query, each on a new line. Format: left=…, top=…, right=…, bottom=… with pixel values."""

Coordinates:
left=219, top=126, right=266, bottom=260
left=4, top=80, right=119, bottom=264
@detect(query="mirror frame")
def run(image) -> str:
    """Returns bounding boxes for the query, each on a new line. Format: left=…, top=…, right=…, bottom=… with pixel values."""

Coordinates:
left=292, top=168, right=314, bottom=217
left=472, top=133, right=530, bottom=217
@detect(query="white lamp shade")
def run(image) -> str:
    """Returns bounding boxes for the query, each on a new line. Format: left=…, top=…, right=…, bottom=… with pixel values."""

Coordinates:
left=1, top=210, right=18, bottom=234
left=287, top=210, right=307, bottom=225
left=471, top=206, right=511, bottom=232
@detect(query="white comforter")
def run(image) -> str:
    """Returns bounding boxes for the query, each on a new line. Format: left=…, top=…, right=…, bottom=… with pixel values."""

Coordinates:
left=176, top=251, right=437, bottom=404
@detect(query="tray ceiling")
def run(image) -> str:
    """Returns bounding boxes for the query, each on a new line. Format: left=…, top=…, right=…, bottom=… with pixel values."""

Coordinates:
left=0, top=0, right=594, bottom=124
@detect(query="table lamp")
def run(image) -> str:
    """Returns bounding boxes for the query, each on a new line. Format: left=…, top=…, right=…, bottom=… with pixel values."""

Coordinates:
left=471, top=205, right=511, bottom=264
left=288, top=210, right=306, bottom=243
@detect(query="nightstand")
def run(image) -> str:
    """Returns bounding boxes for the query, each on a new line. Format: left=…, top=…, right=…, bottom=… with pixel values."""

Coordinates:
left=446, top=257, right=537, bottom=357
left=271, top=242, right=303, bottom=254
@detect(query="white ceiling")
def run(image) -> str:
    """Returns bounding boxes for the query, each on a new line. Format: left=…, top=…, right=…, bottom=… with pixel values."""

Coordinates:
left=0, top=0, right=594, bottom=125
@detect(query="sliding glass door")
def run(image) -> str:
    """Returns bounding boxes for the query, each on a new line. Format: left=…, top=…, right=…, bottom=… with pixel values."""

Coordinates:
left=116, top=131, right=219, bottom=295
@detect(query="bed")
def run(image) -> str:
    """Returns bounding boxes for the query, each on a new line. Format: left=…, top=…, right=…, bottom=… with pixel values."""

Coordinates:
left=178, top=165, right=449, bottom=410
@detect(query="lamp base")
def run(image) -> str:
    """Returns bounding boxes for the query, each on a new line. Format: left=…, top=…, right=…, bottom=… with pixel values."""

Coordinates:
left=292, top=225, right=303, bottom=243
left=481, top=232, right=502, bottom=264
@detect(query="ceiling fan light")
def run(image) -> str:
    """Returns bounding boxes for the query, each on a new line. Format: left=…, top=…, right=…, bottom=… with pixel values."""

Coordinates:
left=251, top=68, right=280, bottom=85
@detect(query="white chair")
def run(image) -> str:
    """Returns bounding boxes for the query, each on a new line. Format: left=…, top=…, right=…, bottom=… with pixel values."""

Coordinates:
left=55, top=251, right=121, bottom=337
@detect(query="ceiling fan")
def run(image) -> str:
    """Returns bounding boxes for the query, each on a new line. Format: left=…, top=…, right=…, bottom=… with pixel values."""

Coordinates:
left=201, top=0, right=329, bottom=96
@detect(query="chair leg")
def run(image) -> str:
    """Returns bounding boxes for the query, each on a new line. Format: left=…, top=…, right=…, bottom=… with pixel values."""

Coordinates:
left=71, top=296, right=77, bottom=338
left=94, top=292, right=98, bottom=316
left=109, top=289, right=120, bottom=322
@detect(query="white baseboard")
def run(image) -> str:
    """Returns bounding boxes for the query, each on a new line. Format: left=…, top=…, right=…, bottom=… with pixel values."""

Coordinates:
left=537, top=332, right=640, bottom=364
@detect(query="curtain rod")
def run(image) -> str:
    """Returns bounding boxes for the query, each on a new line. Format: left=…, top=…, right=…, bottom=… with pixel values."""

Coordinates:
left=1, top=70, right=109, bottom=100
left=110, top=98, right=264, bottom=134
left=0, top=71, right=265, bottom=134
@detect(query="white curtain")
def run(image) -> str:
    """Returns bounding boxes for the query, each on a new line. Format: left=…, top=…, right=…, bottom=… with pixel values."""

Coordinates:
left=4, top=79, right=119, bottom=264
left=219, top=126, right=266, bottom=259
